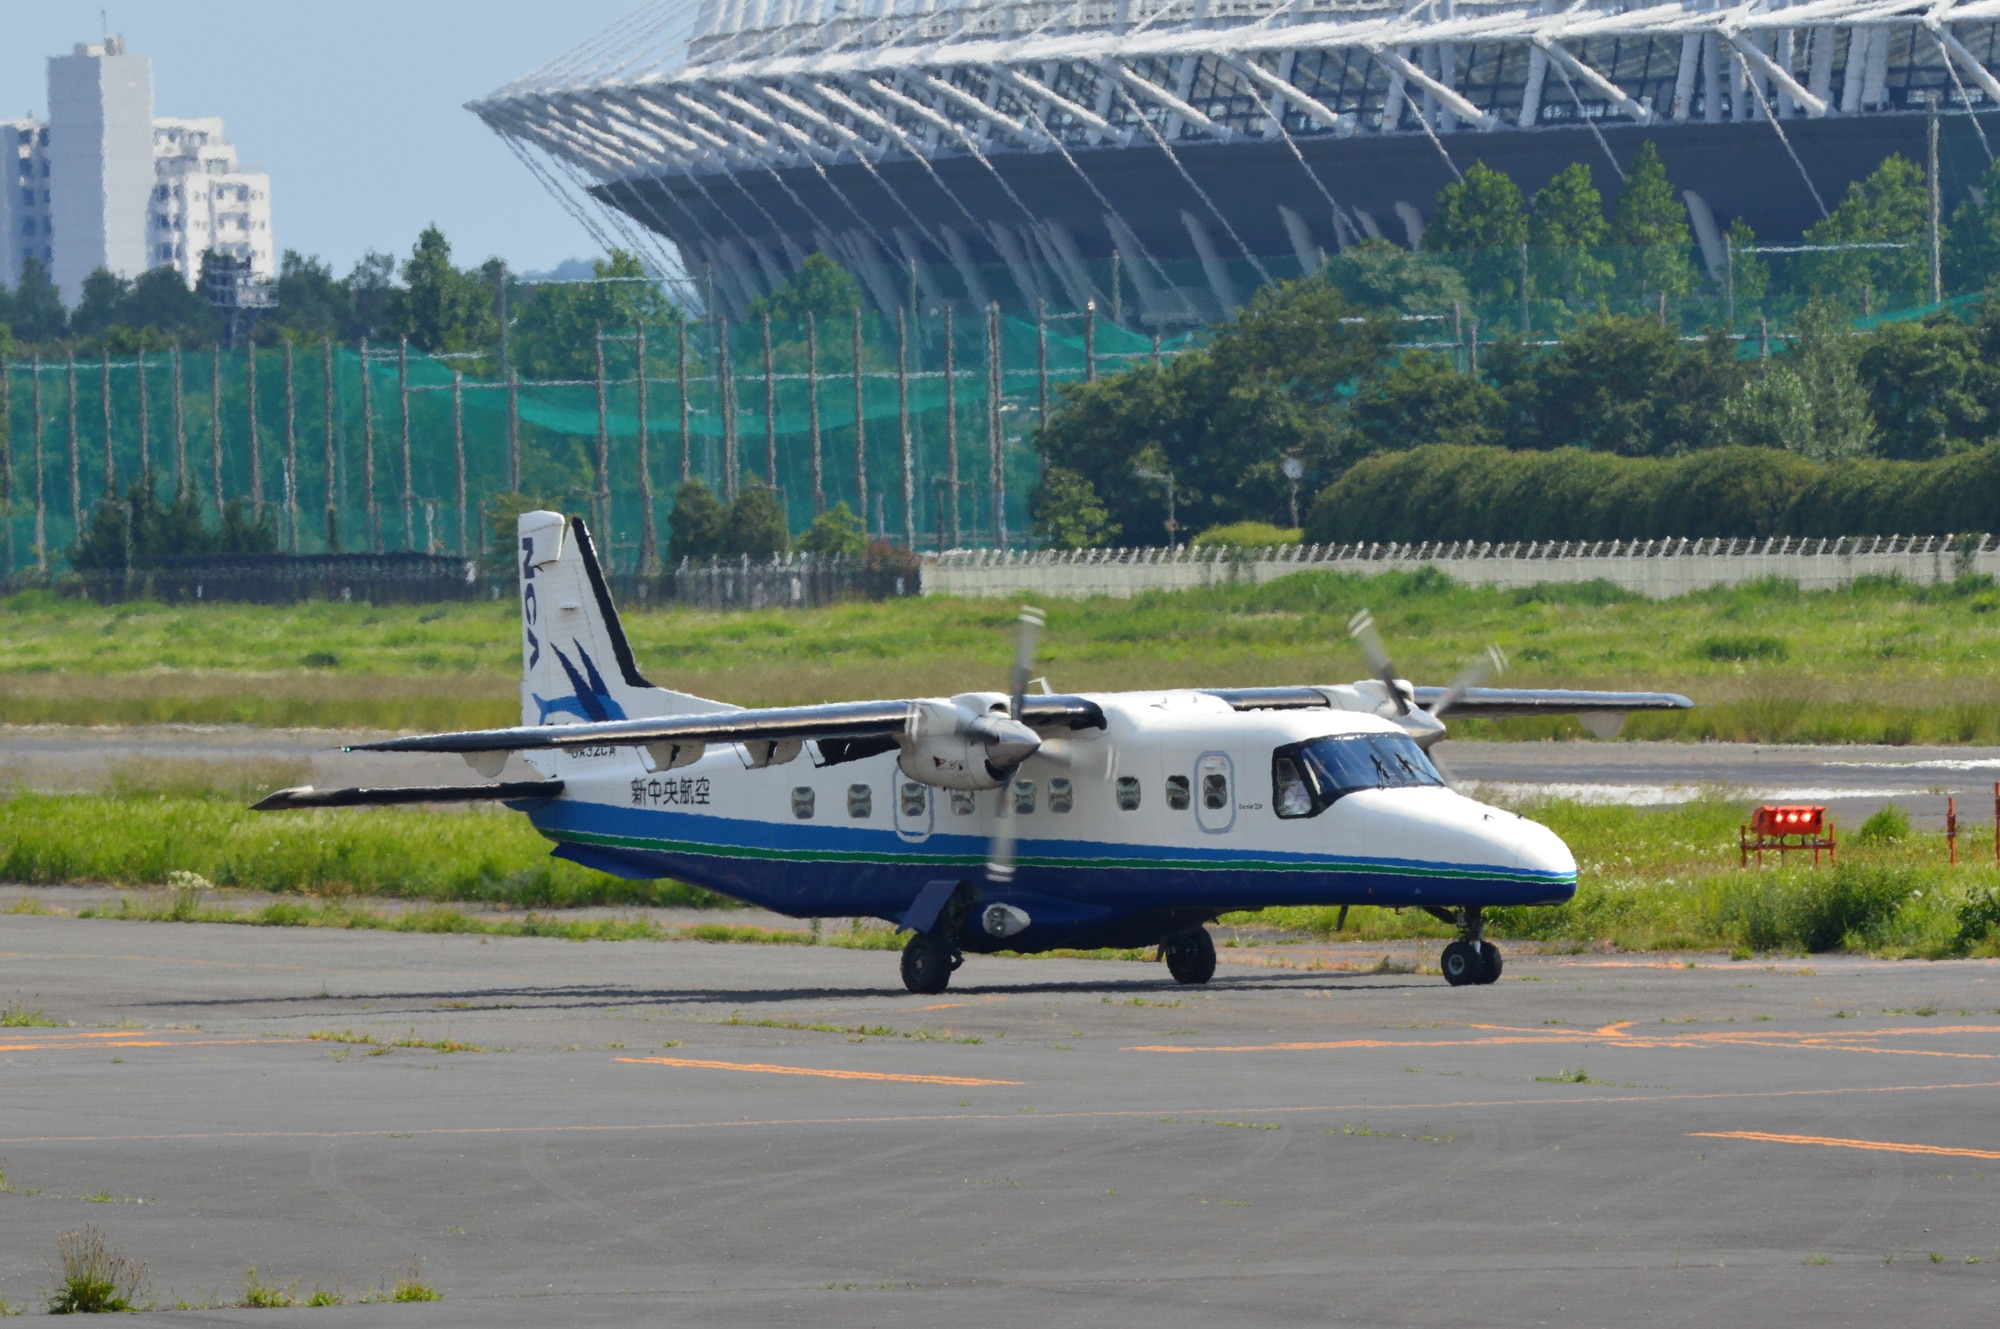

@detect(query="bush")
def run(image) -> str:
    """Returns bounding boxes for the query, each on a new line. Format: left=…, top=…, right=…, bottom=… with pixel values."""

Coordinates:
left=1704, top=863, right=1913, bottom=952
left=47, top=1225, right=148, bottom=1314
left=1855, top=805, right=1911, bottom=844
left=1191, top=521, right=1301, bottom=549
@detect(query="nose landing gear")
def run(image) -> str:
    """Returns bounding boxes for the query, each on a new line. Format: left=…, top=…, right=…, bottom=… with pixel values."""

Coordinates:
left=1431, top=907, right=1502, bottom=987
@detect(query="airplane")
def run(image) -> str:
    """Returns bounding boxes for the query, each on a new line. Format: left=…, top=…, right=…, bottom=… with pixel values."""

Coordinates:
left=255, top=512, right=1693, bottom=994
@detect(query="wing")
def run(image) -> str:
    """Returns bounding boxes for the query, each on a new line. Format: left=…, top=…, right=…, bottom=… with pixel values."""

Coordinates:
left=344, top=695, right=1108, bottom=757
left=1409, top=687, right=1693, bottom=718
left=252, top=781, right=565, bottom=811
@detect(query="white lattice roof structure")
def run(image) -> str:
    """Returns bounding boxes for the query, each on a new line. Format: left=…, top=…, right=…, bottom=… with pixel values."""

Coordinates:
left=472, top=1, right=2000, bottom=319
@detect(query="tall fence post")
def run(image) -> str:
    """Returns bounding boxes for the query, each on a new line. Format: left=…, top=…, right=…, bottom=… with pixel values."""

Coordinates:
left=507, top=369, right=520, bottom=497
left=1036, top=299, right=1048, bottom=424
left=0, top=362, right=9, bottom=574
left=247, top=345, right=261, bottom=520
left=944, top=305, right=959, bottom=550
left=283, top=342, right=297, bottom=552
left=676, top=319, right=690, bottom=484
left=851, top=307, right=866, bottom=524
left=32, top=355, right=46, bottom=571
left=1084, top=299, right=1097, bottom=383
left=171, top=345, right=185, bottom=494
left=988, top=300, right=1005, bottom=550
left=718, top=316, right=737, bottom=502
left=101, top=348, right=114, bottom=501
left=807, top=311, right=824, bottom=514
left=360, top=338, right=378, bottom=553
left=66, top=354, right=80, bottom=533
left=1519, top=241, right=1530, bottom=334
left=897, top=306, right=913, bottom=548
left=594, top=322, right=611, bottom=537
left=136, top=351, right=149, bottom=477
left=637, top=322, right=657, bottom=574
left=210, top=346, right=223, bottom=520
left=762, top=311, right=777, bottom=490
left=399, top=337, right=413, bottom=551
left=1929, top=95, right=1943, bottom=306
left=452, top=370, right=467, bottom=558
left=323, top=337, right=338, bottom=552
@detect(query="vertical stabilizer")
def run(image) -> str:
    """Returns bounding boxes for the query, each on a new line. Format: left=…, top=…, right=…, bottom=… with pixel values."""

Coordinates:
left=517, top=512, right=733, bottom=727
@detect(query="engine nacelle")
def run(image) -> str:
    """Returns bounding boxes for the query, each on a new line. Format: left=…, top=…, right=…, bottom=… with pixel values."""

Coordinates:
left=895, top=696, right=1039, bottom=791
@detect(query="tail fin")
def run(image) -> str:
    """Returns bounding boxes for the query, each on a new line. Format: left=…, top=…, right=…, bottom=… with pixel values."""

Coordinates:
left=516, top=512, right=731, bottom=727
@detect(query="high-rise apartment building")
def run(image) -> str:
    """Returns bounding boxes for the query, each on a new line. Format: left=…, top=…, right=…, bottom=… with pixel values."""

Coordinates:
left=47, top=37, right=156, bottom=304
left=2, top=38, right=274, bottom=304
left=1, top=118, right=53, bottom=288
left=150, top=118, right=274, bottom=290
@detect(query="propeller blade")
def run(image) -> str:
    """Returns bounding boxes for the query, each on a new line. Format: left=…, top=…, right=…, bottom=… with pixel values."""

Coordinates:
left=988, top=784, right=1018, bottom=885
left=1009, top=606, right=1045, bottom=722
left=1431, top=646, right=1508, bottom=718
left=1347, top=608, right=1407, bottom=715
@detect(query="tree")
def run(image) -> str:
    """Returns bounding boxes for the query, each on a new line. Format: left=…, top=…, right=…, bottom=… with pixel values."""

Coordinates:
left=1030, top=466, right=1119, bottom=549
left=346, top=250, right=401, bottom=343
left=748, top=253, right=861, bottom=325
left=69, top=472, right=274, bottom=570
left=1945, top=156, right=2000, bottom=293
left=796, top=500, right=867, bottom=557
left=511, top=249, right=677, bottom=381
left=123, top=266, right=220, bottom=345
left=70, top=269, right=133, bottom=342
left=1528, top=162, right=1613, bottom=306
left=1610, top=142, right=1698, bottom=299
left=2, top=257, right=68, bottom=343
left=398, top=225, right=496, bottom=356
left=1798, top=155, right=1930, bottom=306
left=1723, top=303, right=1876, bottom=460
left=1425, top=161, right=1529, bottom=304
left=1722, top=217, right=1769, bottom=305
left=272, top=251, right=355, bottom=343
left=1322, top=239, right=1469, bottom=314
left=1855, top=314, right=1987, bottom=459
left=666, top=478, right=728, bottom=563
left=1347, top=350, right=1503, bottom=454
left=723, top=480, right=789, bottom=558
left=1498, top=313, right=1738, bottom=455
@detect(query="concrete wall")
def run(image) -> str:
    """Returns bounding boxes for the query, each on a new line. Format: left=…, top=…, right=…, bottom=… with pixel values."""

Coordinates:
left=922, top=536, right=2000, bottom=600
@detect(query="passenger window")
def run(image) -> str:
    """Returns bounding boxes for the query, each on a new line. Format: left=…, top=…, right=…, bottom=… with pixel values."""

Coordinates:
left=1013, top=780, right=1036, bottom=814
left=1115, top=776, right=1142, bottom=811
left=791, top=786, right=815, bottom=820
left=1273, top=756, right=1312, bottom=819
left=900, top=781, right=928, bottom=817
left=1048, top=778, right=1073, bottom=814
left=949, top=789, right=976, bottom=816
left=1202, top=771, right=1229, bottom=811
left=1166, top=775, right=1191, bottom=811
left=847, top=784, right=872, bottom=819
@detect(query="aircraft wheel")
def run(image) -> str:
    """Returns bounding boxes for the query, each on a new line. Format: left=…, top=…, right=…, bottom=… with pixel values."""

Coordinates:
left=1441, top=940, right=1482, bottom=987
left=900, top=931, right=954, bottom=995
left=1477, top=941, right=1503, bottom=985
left=1163, top=927, right=1217, bottom=985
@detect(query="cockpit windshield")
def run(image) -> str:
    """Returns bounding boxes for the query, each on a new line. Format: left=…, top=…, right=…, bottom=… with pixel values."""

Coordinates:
left=1272, top=733, right=1447, bottom=818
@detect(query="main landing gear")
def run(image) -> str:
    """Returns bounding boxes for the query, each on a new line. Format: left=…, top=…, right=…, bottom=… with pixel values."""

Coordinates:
left=901, top=930, right=962, bottom=995
left=1162, top=927, right=1217, bottom=985
left=1430, top=907, right=1502, bottom=987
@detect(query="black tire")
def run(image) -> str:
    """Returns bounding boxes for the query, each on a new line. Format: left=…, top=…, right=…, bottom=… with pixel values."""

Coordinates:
left=1441, top=940, right=1481, bottom=987
left=901, top=931, right=953, bottom=995
left=1163, top=928, right=1217, bottom=985
left=1477, top=941, right=1503, bottom=985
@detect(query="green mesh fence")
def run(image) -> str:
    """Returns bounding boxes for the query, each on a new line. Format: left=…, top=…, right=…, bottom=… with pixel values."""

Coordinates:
left=0, top=310, right=1195, bottom=574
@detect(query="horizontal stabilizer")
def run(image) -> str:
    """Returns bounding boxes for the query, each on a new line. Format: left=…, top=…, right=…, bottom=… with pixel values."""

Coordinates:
left=251, top=781, right=565, bottom=811
left=1410, top=687, right=1693, bottom=718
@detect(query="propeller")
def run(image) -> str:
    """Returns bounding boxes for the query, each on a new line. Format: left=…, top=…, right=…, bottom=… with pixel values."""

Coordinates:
left=1347, top=609, right=1409, bottom=715
left=988, top=606, right=1045, bottom=886
left=1431, top=645, right=1507, bottom=718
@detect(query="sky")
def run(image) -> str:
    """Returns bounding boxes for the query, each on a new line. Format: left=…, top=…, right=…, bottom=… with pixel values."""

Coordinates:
left=2, top=0, right=652, bottom=277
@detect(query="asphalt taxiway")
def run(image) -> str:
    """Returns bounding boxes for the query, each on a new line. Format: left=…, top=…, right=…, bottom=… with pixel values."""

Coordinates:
left=0, top=918, right=1995, bottom=1326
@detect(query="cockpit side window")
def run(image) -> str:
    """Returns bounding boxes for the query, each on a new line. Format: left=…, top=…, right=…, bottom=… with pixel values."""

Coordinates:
left=1273, top=733, right=1446, bottom=817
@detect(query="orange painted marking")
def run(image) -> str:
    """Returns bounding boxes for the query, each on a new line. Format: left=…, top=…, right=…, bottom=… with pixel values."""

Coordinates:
left=1129, top=1022, right=2000, bottom=1059
left=0, top=1037, right=279, bottom=1053
left=916, top=1003, right=966, bottom=1011
left=616, top=1056, right=1018, bottom=1087
left=1691, top=1130, right=2000, bottom=1161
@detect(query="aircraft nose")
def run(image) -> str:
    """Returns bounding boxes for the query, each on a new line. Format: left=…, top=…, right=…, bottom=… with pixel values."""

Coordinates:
left=1509, top=816, right=1577, bottom=890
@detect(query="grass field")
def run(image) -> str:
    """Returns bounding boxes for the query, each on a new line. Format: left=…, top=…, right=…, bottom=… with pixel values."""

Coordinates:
left=6, top=570, right=2000, bottom=742
left=5, top=777, right=1997, bottom=959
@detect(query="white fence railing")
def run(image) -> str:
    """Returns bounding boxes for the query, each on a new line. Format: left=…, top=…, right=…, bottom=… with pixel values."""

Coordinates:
left=921, top=535, right=1999, bottom=601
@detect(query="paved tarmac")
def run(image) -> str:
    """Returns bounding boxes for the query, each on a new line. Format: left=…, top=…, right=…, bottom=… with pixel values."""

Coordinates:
left=2, top=726, right=1991, bottom=827
left=1, top=917, right=1996, bottom=1326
